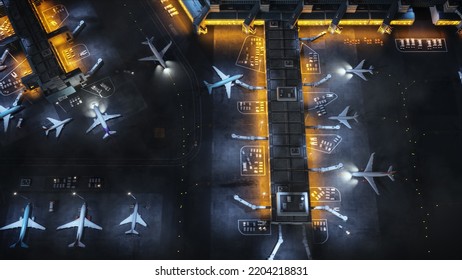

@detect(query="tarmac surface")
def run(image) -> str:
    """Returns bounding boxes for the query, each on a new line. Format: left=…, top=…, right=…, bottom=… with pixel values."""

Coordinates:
left=0, top=2, right=461, bottom=259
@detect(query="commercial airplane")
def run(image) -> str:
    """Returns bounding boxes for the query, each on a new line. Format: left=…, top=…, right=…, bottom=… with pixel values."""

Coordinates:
left=119, top=202, right=147, bottom=235
left=346, top=59, right=374, bottom=81
left=138, top=36, right=172, bottom=68
left=203, top=66, right=244, bottom=99
left=0, top=92, right=24, bottom=132
left=86, top=103, right=121, bottom=139
left=56, top=202, right=102, bottom=248
left=351, top=153, right=395, bottom=195
left=328, top=106, right=358, bottom=129
left=43, top=117, right=72, bottom=138
left=0, top=48, right=9, bottom=71
left=0, top=203, right=46, bottom=248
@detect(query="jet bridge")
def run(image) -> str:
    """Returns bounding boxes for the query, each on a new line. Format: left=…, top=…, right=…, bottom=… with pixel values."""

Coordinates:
left=327, top=1, right=347, bottom=34
left=242, top=2, right=260, bottom=34
left=288, top=0, right=304, bottom=29
left=378, top=0, right=399, bottom=34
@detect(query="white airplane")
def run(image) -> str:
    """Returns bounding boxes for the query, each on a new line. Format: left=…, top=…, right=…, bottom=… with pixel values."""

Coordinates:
left=328, top=106, right=358, bottom=129
left=119, top=202, right=147, bottom=235
left=203, top=66, right=243, bottom=99
left=0, top=92, right=24, bottom=132
left=56, top=202, right=102, bottom=248
left=0, top=203, right=45, bottom=248
left=351, top=153, right=395, bottom=195
left=43, top=117, right=72, bottom=138
left=346, top=59, right=374, bottom=81
left=138, top=36, right=172, bottom=68
left=86, top=103, right=121, bottom=139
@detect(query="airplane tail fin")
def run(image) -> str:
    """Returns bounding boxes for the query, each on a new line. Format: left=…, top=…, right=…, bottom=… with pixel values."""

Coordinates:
left=353, top=112, right=359, bottom=123
left=69, top=240, right=85, bottom=248
left=368, top=65, right=374, bottom=74
left=43, top=126, right=49, bottom=136
left=103, top=131, right=117, bottom=139
left=387, top=166, right=395, bottom=181
left=10, top=241, right=28, bottom=248
left=203, top=81, right=213, bottom=94
left=142, top=37, right=154, bottom=45
left=125, top=229, right=139, bottom=235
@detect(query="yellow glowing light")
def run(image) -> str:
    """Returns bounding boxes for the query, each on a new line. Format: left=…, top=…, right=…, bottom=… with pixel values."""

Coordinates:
left=390, top=20, right=414, bottom=25
left=339, top=20, right=372, bottom=26
left=297, top=20, right=330, bottom=26
left=434, top=20, right=461, bottom=26
left=337, top=68, right=346, bottom=76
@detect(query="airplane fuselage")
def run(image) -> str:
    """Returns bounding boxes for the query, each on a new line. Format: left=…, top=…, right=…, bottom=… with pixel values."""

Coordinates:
left=93, top=105, right=111, bottom=135
left=130, top=203, right=139, bottom=231
left=351, top=171, right=390, bottom=178
left=148, top=40, right=167, bottom=68
left=75, top=202, right=87, bottom=243
left=346, top=69, right=373, bottom=74
left=0, top=105, right=24, bottom=119
left=18, top=203, right=31, bottom=244
left=210, top=74, right=243, bottom=89
left=328, top=116, right=356, bottom=121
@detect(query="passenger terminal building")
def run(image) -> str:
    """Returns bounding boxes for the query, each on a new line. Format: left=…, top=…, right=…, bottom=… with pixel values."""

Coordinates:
left=179, top=0, right=462, bottom=34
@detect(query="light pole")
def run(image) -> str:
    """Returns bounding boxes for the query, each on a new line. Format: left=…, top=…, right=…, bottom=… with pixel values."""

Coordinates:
left=13, top=192, right=29, bottom=201
left=127, top=192, right=136, bottom=200
left=72, top=192, right=85, bottom=201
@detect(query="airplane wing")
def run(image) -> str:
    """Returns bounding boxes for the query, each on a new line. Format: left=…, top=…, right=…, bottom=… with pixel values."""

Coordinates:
left=55, top=125, right=64, bottom=137
left=86, top=118, right=101, bottom=133
left=225, top=82, right=232, bottom=99
left=364, top=153, right=375, bottom=172
left=212, top=66, right=229, bottom=80
left=339, top=119, right=352, bottom=129
left=57, top=219, right=79, bottom=230
left=354, top=59, right=365, bottom=70
left=353, top=72, right=368, bottom=81
left=136, top=213, right=147, bottom=227
left=0, top=105, right=6, bottom=113
left=160, top=41, right=172, bottom=57
left=84, top=218, right=102, bottom=230
left=138, top=56, right=158, bottom=62
left=103, top=113, right=121, bottom=122
left=119, top=213, right=134, bottom=225
left=0, top=219, right=22, bottom=230
left=27, top=218, right=46, bottom=230
left=364, top=176, right=380, bottom=195
left=3, top=115, right=10, bottom=132
left=47, top=117, right=60, bottom=126
left=339, top=106, right=349, bottom=117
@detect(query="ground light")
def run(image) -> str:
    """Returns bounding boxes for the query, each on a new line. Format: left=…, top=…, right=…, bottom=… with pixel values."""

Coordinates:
left=72, top=192, right=85, bottom=201
left=13, top=192, right=29, bottom=200
left=127, top=192, right=137, bottom=200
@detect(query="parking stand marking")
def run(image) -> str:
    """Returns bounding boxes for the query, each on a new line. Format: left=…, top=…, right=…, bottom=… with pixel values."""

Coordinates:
left=307, top=134, right=342, bottom=154
left=236, top=36, right=265, bottom=73
left=240, top=146, right=266, bottom=176
left=237, top=101, right=266, bottom=114
left=238, top=219, right=271, bottom=235
left=312, top=219, right=329, bottom=244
